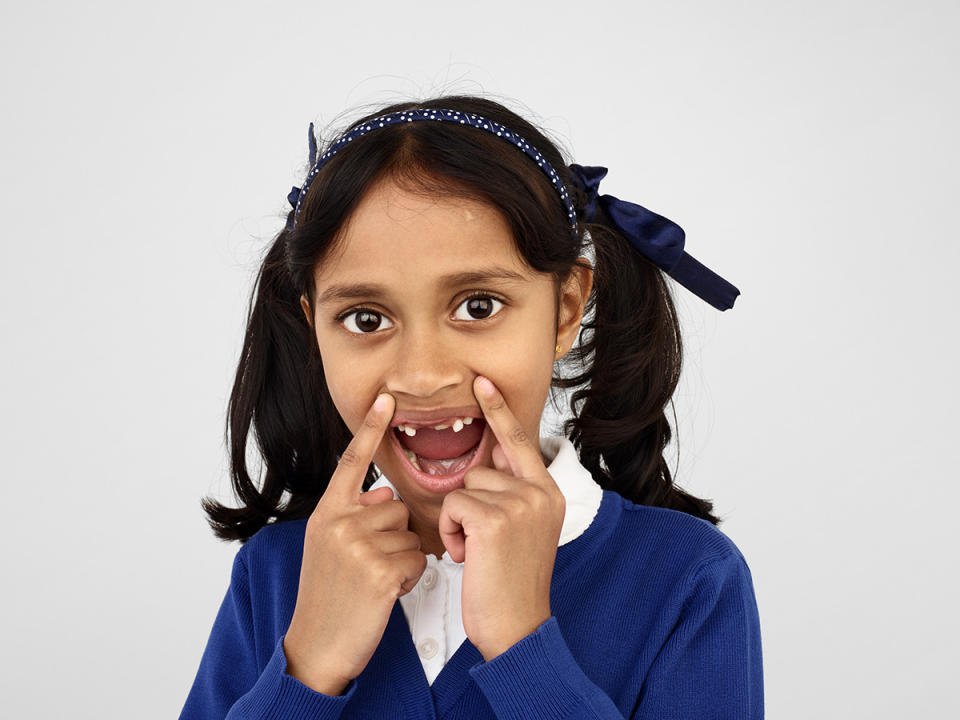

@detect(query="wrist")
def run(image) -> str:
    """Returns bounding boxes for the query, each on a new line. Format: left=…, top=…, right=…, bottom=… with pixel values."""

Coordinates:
left=283, top=635, right=351, bottom=696
left=479, top=611, right=551, bottom=662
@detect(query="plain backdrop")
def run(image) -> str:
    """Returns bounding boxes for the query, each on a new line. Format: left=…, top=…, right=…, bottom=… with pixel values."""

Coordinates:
left=1, top=1, right=957, bottom=717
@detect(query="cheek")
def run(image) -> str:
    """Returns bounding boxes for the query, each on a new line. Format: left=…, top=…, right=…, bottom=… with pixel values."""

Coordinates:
left=471, top=348, right=554, bottom=430
left=318, top=342, right=381, bottom=432
left=471, top=307, right=557, bottom=373
left=324, top=378, right=357, bottom=429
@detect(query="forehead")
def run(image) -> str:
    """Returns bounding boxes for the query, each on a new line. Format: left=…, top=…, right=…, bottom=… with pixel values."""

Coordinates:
left=315, top=177, right=529, bottom=288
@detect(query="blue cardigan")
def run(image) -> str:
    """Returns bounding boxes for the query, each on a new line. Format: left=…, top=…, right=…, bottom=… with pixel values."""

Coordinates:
left=180, top=490, right=764, bottom=718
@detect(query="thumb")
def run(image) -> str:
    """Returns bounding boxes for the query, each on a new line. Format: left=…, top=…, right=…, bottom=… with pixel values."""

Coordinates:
left=358, top=485, right=395, bottom=506
left=438, top=504, right=466, bottom=564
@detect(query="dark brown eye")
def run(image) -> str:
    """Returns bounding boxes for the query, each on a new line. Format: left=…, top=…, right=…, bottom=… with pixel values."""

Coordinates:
left=454, top=295, right=504, bottom=321
left=356, top=311, right=381, bottom=331
left=467, top=298, right=493, bottom=318
left=341, top=309, right=394, bottom=334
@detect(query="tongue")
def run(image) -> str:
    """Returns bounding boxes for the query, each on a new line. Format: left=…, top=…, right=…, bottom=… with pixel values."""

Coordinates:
left=398, top=420, right=484, bottom=459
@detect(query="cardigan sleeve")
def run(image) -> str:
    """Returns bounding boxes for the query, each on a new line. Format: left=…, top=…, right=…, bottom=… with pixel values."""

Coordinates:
left=632, top=550, right=764, bottom=719
left=178, top=548, right=359, bottom=720
left=467, top=550, right=763, bottom=720
left=468, top=614, right=627, bottom=719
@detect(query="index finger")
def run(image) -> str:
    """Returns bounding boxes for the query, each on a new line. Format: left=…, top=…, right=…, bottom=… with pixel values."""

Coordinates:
left=472, top=376, right=545, bottom=480
left=329, top=392, right=395, bottom=502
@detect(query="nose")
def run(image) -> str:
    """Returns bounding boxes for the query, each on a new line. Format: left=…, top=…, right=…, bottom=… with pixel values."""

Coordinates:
left=383, top=323, right=465, bottom=400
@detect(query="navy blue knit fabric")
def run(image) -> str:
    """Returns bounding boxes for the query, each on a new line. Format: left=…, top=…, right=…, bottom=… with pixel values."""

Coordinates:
left=180, top=490, right=764, bottom=719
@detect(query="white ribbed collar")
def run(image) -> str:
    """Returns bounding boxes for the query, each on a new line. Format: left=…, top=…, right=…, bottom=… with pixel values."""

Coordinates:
left=369, top=435, right=604, bottom=564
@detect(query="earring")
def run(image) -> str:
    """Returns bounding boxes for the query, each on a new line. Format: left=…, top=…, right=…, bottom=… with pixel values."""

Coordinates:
left=555, top=344, right=562, bottom=355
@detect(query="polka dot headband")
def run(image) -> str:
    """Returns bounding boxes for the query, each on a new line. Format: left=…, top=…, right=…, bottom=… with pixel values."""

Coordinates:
left=285, top=108, right=575, bottom=231
left=285, top=108, right=741, bottom=310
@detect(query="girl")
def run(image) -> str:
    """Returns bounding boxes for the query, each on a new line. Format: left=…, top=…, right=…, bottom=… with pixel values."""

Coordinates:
left=180, top=96, right=763, bottom=719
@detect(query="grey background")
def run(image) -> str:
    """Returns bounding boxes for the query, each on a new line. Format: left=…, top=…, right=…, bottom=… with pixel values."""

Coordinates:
left=1, top=0, right=957, bottom=717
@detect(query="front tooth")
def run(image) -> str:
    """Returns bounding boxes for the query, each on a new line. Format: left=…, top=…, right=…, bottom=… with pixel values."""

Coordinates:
left=433, top=424, right=450, bottom=430
left=452, top=419, right=464, bottom=432
left=462, top=417, right=473, bottom=425
left=404, top=426, right=417, bottom=436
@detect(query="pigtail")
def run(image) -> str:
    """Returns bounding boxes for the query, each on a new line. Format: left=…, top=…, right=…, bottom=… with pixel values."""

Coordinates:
left=200, top=228, right=375, bottom=543
left=558, top=206, right=721, bottom=526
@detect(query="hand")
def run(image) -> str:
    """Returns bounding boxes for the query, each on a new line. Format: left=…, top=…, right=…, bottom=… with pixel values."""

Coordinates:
left=438, top=376, right=566, bottom=662
left=283, top=393, right=428, bottom=694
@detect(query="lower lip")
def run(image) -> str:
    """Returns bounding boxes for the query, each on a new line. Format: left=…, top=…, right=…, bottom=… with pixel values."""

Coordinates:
left=389, top=423, right=491, bottom=494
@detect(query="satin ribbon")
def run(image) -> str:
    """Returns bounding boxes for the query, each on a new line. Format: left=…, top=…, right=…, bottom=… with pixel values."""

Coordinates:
left=568, top=164, right=740, bottom=311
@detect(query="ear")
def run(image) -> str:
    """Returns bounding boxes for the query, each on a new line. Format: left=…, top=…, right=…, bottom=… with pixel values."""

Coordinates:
left=555, top=262, right=593, bottom=357
left=299, top=294, right=314, bottom=328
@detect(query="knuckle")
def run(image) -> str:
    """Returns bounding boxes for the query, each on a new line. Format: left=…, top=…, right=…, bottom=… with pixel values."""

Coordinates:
left=462, top=467, right=482, bottom=486
left=328, top=516, right=352, bottom=544
left=390, top=498, right=410, bottom=522
left=339, top=446, right=362, bottom=468
left=529, top=484, right=550, bottom=506
left=399, top=577, right=416, bottom=596
left=370, top=565, right=400, bottom=595
left=508, top=425, right=528, bottom=446
left=523, top=494, right=541, bottom=517
left=487, top=505, right=509, bottom=530
left=487, top=394, right=506, bottom=412
left=515, top=486, right=548, bottom=517
left=392, top=563, right=413, bottom=591
left=362, top=414, right=381, bottom=432
left=370, top=563, right=393, bottom=593
left=399, top=555, right=428, bottom=595
left=350, top=537, right=375, bottom=563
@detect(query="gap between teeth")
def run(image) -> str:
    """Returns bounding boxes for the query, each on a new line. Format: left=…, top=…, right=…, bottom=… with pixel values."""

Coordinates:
left=398, top=416, right=473, bottom=435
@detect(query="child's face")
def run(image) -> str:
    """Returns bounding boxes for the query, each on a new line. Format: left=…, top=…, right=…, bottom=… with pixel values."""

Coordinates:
left=301, top=176, right=589, bottom=538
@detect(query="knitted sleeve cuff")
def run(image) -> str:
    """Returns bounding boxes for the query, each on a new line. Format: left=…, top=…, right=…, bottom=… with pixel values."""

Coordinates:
left=227, top=634, right=358, bottom=720
left=467, top=616, right=623, bottom=720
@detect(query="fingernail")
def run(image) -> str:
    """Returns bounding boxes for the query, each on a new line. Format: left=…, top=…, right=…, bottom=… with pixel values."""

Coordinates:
left=374, top=393, right=390, bottom=412
left=476, top=376, right=495, bottom=398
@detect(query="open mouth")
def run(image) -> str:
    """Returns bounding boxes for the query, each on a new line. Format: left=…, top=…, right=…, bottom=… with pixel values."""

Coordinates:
left=388, top=418, right=489, bottom=493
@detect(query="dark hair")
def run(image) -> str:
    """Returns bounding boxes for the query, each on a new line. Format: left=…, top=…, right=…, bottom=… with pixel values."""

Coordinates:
left=201, top=95, right=720, bottom=542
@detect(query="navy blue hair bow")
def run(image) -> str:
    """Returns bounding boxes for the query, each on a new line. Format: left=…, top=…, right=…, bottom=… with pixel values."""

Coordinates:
left=569, top=164, right=740, bottom=311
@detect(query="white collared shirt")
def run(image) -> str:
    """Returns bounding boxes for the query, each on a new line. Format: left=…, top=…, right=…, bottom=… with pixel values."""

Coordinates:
left=367, top=435, right=604, bottom=685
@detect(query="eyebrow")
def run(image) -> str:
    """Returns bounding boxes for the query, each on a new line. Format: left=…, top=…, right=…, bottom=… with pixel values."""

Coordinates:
left=316, top=267, right=529, bottom=306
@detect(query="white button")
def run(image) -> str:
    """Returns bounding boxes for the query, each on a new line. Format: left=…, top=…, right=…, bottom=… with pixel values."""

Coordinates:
left=420, top=567, right=438, bottom=591
left=417, top=637, right=439, bottom=659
